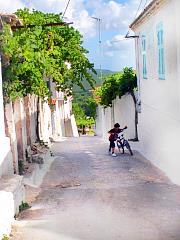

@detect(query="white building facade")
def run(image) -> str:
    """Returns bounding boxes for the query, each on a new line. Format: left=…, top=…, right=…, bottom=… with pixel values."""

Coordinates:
left=49, top=81, right=79, bottom=138
left=130, top=0, right=180, bottom=184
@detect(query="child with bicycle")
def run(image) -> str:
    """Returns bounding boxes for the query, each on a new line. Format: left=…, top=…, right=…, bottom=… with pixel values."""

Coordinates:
left=108, top=123, right=127, bottom=157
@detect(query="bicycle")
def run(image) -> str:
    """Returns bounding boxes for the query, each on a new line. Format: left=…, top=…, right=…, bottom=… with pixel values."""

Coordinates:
left=116, top=129, right=133, bottom=156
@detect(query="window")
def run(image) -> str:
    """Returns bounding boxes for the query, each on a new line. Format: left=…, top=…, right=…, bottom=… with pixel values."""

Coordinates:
left=141, top=35, right=147, bottom=79
left=157, top=22, right=165, bottom=79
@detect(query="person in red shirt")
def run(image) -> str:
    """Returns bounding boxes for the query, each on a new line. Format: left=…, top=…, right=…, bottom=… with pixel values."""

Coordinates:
left=108, top=123, right=127, bottom=157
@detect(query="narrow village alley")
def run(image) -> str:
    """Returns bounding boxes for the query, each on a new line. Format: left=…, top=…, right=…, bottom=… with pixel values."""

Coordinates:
left=11, top=136, right=180, bottom=240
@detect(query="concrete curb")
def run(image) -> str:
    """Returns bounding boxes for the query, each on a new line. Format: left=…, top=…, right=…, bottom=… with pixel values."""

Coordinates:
left=23, top=147, right=56, bottom=188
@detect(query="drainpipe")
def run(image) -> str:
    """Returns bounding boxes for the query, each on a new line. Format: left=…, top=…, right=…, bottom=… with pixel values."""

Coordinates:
left=135, top=35, right=141, bottom=111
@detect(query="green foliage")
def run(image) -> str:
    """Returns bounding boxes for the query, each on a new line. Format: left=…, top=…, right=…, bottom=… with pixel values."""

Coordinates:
left=0, top=9, right=95, bottom=101
left=73, top=69, right=116, bottom=93
left=77, top=117, right=95, bottom=127
left=118, top=67, right=137, bottom=97
left=72, top=68, right=115, bottom=127
left=73, top=94, right=97, bottom=118
left=94, top=67, right=137, bottom=107
left=72, top=89, right=97, bottom=129
left=19, top=201, right=31, bottom=212
left=72, top=102, right=85, bottom=121
left=18, top=160, right=24, bottom=175
left=2, top=235, right=9, bottom=240
left=72, top=101, right=95, bottom=128
left=94, top=72, right=121, bottom=107
left=84, top=97, right=97, bottom=118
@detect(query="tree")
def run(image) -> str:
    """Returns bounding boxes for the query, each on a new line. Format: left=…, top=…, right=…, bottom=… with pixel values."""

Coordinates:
left=94, top=73, right=122, bottom=107
left=94, top=67, right=138, bottom=140
left=84, top=97, right=97, bottom=119
left=73, top=94, right=97, bottom=118
left=72, top=102, right=86, bottom=124
left=118, top=68, right=138, bottom=141
left=72, top=101, right=95, bottom=132
left=0, top=9, right=96, bottom=101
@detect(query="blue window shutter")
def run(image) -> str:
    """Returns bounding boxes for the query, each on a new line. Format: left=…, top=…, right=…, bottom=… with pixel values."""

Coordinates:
left=141, top=35, right=147, bottom=79
left=157, top=22, right=165, bottom=79
left=161, top=48, right=165, bottom=74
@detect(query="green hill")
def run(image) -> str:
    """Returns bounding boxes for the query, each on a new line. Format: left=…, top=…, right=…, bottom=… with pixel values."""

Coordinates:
left=73, top=69, right=116, bottom=94
left=72, top=69, right=116, bottom=122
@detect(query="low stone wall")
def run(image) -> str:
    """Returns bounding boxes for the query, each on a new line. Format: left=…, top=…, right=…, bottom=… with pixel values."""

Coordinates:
left=0, top=137, right=14, bottom=178
left=23, top=148, right=54, bottom=187
left=0, top=175, right=24, bottom=239
left=0, top=191, right=14, bottom=239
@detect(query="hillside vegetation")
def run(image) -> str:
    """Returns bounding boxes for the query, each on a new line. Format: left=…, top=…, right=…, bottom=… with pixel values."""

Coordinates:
left=72, top=69, right=115, bottom=133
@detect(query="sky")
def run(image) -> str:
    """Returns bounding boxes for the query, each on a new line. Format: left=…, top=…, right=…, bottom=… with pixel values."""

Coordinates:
left=0, top=0, right=151, bottom=71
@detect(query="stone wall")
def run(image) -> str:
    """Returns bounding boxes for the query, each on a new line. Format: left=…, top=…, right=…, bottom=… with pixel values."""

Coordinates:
left=4, top=93, right=79, bottom=175
left=0, top=56, right=23, bottom=239
left=4, top=103, right=18, bottom=174
left=0, top=56, right=13, bottom=178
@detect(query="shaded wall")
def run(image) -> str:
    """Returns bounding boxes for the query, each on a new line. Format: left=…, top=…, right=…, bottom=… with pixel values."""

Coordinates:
left=133, top=0, right=180, bottom=184
left=95, top=95, right=135, bottom=141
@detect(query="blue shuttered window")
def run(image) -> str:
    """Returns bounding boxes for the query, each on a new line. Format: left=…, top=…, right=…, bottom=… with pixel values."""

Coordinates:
left=157, top=22, right=165, bottom=79
left=141, top=35, right=147, bottom=79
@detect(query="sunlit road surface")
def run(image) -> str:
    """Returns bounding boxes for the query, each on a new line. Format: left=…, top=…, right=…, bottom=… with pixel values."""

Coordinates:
left=11, top=136, right=180, bottom=240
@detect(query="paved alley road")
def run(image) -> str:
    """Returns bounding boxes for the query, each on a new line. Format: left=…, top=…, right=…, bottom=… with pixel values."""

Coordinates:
left=12, top=137, right=180, bottom=240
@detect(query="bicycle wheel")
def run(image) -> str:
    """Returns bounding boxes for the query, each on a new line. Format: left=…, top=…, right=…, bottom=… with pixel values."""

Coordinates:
left=125, top=141, right=133, bottom=156
left=117, top=141, right=124, bottom=154
left=116, top=141, right=121, bottom=152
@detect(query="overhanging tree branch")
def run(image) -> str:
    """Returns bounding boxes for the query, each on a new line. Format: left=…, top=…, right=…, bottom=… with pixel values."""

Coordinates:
left=11, top=21, right=73, bottom=31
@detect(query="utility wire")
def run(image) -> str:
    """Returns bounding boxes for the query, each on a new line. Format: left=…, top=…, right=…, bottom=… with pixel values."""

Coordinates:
left=91, top=17, right=102, bottom=80
left=142, top=0, right=149, bottom=11
left=111, top=0, right=145, bottom=42
left=125, top=0, right=145, bottom=37
left=133, top=0, right=145, bottom=21
left=62, top=0, right=71, bottom=19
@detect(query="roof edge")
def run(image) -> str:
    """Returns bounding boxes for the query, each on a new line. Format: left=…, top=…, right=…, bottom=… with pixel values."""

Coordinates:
left=130, top=0, right=167, bottom=30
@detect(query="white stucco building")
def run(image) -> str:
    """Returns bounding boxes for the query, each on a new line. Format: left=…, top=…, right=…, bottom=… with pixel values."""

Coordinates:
left=49, top=81, right=79, bottom=138
left=130, top=0, right=180, bottom=184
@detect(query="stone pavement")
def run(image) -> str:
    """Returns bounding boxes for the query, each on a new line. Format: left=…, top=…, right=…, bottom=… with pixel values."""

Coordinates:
left=11, top=136, right=180, bottom=240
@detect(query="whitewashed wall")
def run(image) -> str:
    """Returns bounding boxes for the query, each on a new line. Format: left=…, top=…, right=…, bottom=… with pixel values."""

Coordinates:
left=133, top=0, right=180, bottom=184
left=51, top=85, right=78, bottom=138
left=39, top=99, right=53, bottom=143
left=57, top=100, right=65, bottom=137
left=96, top=105, right=113, bottom=140
left=4, top=102, right=19, bottom=174
left=95, top=105, right=103, bottom=137
left=114, top=95, right=135, bottom=139
left=95, top=95, right=135, bottom=141
left=29, top=95, right=38, bottom=143
left=0, top=57, right=13, bottom=177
